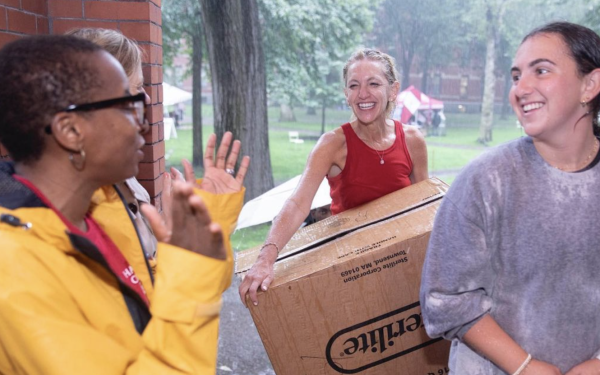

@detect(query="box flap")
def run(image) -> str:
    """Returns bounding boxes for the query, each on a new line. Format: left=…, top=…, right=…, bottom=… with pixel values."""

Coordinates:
left=267, top=201, right=440, bottom=288
left=235, top=177, right=448, bottom=274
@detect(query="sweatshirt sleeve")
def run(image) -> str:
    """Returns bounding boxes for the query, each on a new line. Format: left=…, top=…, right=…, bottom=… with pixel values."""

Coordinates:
left=419, top=172, right=496, bottom=341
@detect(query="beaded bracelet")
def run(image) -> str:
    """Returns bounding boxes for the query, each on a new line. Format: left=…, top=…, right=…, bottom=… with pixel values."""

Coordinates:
left=512, top=354, right=532, bottom=375
left=260, top=242, right=280, bottom=255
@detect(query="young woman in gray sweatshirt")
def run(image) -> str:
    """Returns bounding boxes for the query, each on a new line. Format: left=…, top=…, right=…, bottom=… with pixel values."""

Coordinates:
left=421, top=22, right=600, bottom=375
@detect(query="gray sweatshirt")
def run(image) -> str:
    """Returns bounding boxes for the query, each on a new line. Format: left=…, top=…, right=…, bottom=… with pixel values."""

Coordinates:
left=420, top=136, right=600, bottom=374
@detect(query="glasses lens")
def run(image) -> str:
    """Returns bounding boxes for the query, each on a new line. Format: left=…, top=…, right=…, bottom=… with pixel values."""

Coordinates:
left=135, top=101, right=145, bottom=125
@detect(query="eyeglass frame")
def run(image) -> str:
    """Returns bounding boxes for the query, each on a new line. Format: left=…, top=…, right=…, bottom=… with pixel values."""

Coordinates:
left=64, top=93, right=147, bottom=124
left=45, top=93, right=147, bottom=134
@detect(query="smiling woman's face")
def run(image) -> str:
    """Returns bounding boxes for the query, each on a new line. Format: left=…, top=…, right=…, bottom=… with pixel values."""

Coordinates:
left=509, top=33, right=589, bottom=141
left=344, top=59, right=397, bottom=126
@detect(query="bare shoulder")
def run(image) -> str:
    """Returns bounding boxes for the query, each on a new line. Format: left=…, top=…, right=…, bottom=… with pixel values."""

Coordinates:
left=314, top=127, right=346, bottom=152
left=402, top=123, right=425, bottom=140
left=402, top=124, right=425, bottom=146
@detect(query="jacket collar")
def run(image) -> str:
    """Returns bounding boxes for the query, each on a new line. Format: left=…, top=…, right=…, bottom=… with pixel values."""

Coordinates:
left=0, top=162, right=46, bottom=209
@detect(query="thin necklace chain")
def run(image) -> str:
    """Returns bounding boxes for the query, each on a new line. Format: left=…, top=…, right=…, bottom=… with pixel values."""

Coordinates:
left=553, top=138, right=599, bottom=172
left=356, top=125, right=391, bottom=165
left=376, top=148, right=385, bottom=165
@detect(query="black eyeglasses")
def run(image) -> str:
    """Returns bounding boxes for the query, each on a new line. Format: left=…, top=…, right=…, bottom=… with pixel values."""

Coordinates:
left=63, top=93, right=147, bottom=125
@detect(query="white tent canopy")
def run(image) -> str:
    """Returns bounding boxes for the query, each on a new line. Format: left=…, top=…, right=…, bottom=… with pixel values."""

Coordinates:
left=235, top=176, right=331, bottom=230
left=162, top=82, right=192, bottom=106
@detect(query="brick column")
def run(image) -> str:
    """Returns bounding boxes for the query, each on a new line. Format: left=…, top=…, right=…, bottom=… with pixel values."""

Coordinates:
left=50, top=0, right=165, bottom=208
left=0, top=0, right=49, bottom=159
left=0, top=0, right=165, bottom=208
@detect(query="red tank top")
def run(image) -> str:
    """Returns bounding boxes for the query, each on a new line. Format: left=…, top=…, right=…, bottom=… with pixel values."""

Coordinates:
left=326, top=120, right=413, bottom=214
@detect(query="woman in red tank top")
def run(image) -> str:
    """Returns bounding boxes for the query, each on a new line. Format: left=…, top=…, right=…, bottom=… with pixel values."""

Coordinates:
left=240, top=48, right=428, bottom=306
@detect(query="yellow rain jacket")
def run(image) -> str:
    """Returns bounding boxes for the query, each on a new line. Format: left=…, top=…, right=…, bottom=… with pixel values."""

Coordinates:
left=0, top=163, right=244, bottom=374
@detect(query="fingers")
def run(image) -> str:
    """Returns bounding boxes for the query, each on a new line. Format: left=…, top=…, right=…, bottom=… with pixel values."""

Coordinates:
left=238, top=263, right=273, bottom=307
left=261, top=275, right=273, bottom=291
left=161, top=172, right=173, bottom=231
left=239, top=279, right=250, bottom=308
left=215, top=131, right=233, bottom=169
left=204, top=133, right=217, bottom=169
left=208, top=222, right=226, bottom=260
left=247, top=281, right=261, bottom=306
left=225, top=139, right=241, bottom=171
left=140, top=203, right=171, bottom=242
left=235, top=155, right=251, bottom=185
left=170, top=166, right=185, bottom=182
left=181, top=159, right=195, bottom=183
left=168, top=180, right=226, bottom=259
left=238, top=277, right=261, bottom=308
left=169, top=180, right=197, bottom=239
left=187, top=193, right=212, bottom=226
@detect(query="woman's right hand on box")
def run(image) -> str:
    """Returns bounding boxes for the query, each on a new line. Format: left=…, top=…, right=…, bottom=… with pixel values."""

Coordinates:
left=238, top=246, right=278, bottom=307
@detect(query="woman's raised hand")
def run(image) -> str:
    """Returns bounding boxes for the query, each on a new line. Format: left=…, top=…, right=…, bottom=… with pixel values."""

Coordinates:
left=141, top=180, right=225, bottom=260
left=183, top=132, right=250, bottom=194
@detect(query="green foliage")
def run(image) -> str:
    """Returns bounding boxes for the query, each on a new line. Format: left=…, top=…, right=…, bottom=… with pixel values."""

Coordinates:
left=581, top=0, right=600, bottom=31
left=259, top=0, right=379, bottom=111
left=161, top=0, right=203, bottom=82
left=372, top=0, right=471, bottom=88
left=231, top=223, right=272, bottom=252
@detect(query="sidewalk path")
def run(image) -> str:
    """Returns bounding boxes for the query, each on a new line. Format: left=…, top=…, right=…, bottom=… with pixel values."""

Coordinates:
left=217, top=277, right=275, bottom=375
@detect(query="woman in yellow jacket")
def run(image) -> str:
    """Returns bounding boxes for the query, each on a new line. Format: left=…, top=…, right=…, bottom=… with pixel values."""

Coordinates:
left=66, top=27, right=250, bottom=271
left=0, top=35, right=243, bottom=374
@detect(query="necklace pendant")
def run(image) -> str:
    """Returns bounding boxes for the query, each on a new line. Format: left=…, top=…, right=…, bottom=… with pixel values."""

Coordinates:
left=380, top=159, right=384, bottom=165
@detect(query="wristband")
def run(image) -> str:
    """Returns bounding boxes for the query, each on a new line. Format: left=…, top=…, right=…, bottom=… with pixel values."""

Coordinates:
left=260, top=242, right=280, bottom=255
left=512, top=354, right=532, bottom=375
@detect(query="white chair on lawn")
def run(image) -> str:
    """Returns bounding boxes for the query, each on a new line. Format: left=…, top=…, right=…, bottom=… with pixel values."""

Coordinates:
left=163, top=117, right=178, bottom=140
left=288, top=131, right=304, bottom=144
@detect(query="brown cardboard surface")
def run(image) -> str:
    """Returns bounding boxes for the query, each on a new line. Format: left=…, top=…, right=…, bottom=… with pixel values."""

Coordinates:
left=235, top=177, right=448, bottom=274
left=242, top=180, right=450, bottom=374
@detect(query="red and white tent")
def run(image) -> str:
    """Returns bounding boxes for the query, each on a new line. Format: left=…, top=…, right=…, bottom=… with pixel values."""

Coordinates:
left=394, top=85, right=444, bottom=123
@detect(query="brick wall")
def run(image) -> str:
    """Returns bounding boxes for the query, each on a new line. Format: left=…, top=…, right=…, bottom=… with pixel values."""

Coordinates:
left=0, top=0, right=49, bottom=162
left=0, top=0, right=165, bottom=208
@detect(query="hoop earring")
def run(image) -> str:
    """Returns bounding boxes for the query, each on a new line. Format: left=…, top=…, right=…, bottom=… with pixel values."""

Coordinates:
left=69, top=149, right=86, bottom=171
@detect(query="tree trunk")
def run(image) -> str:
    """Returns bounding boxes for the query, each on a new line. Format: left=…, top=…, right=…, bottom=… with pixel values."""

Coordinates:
left=500, top=72, right=512, bottom=120
left=478, top=25, right=495, bottom=144
left=478, top=4, right=501, bottom=144
left=401, top=55, right=412, bottom=90
left=192, top=28, right=204, bottom=168
left=279, top=103, right=296, bottom=122
left=421, top=46, right=431, bottom=93
left=200, top=0, right=273, bottom=200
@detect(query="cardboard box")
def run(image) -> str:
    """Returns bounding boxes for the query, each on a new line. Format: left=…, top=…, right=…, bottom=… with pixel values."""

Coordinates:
left=235, top=178, right=448, bottom=274
left=236, top=178, right=451, bottom=374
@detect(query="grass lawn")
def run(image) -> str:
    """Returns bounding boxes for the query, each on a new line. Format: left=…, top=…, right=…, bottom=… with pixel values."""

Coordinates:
left=165, top=106, right=525, bottom=251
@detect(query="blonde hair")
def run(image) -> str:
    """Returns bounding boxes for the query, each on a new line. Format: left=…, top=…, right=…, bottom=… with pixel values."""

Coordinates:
left=66, top=28, right=142, bottom=78
left=343, top=48, right=399, bottom=116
